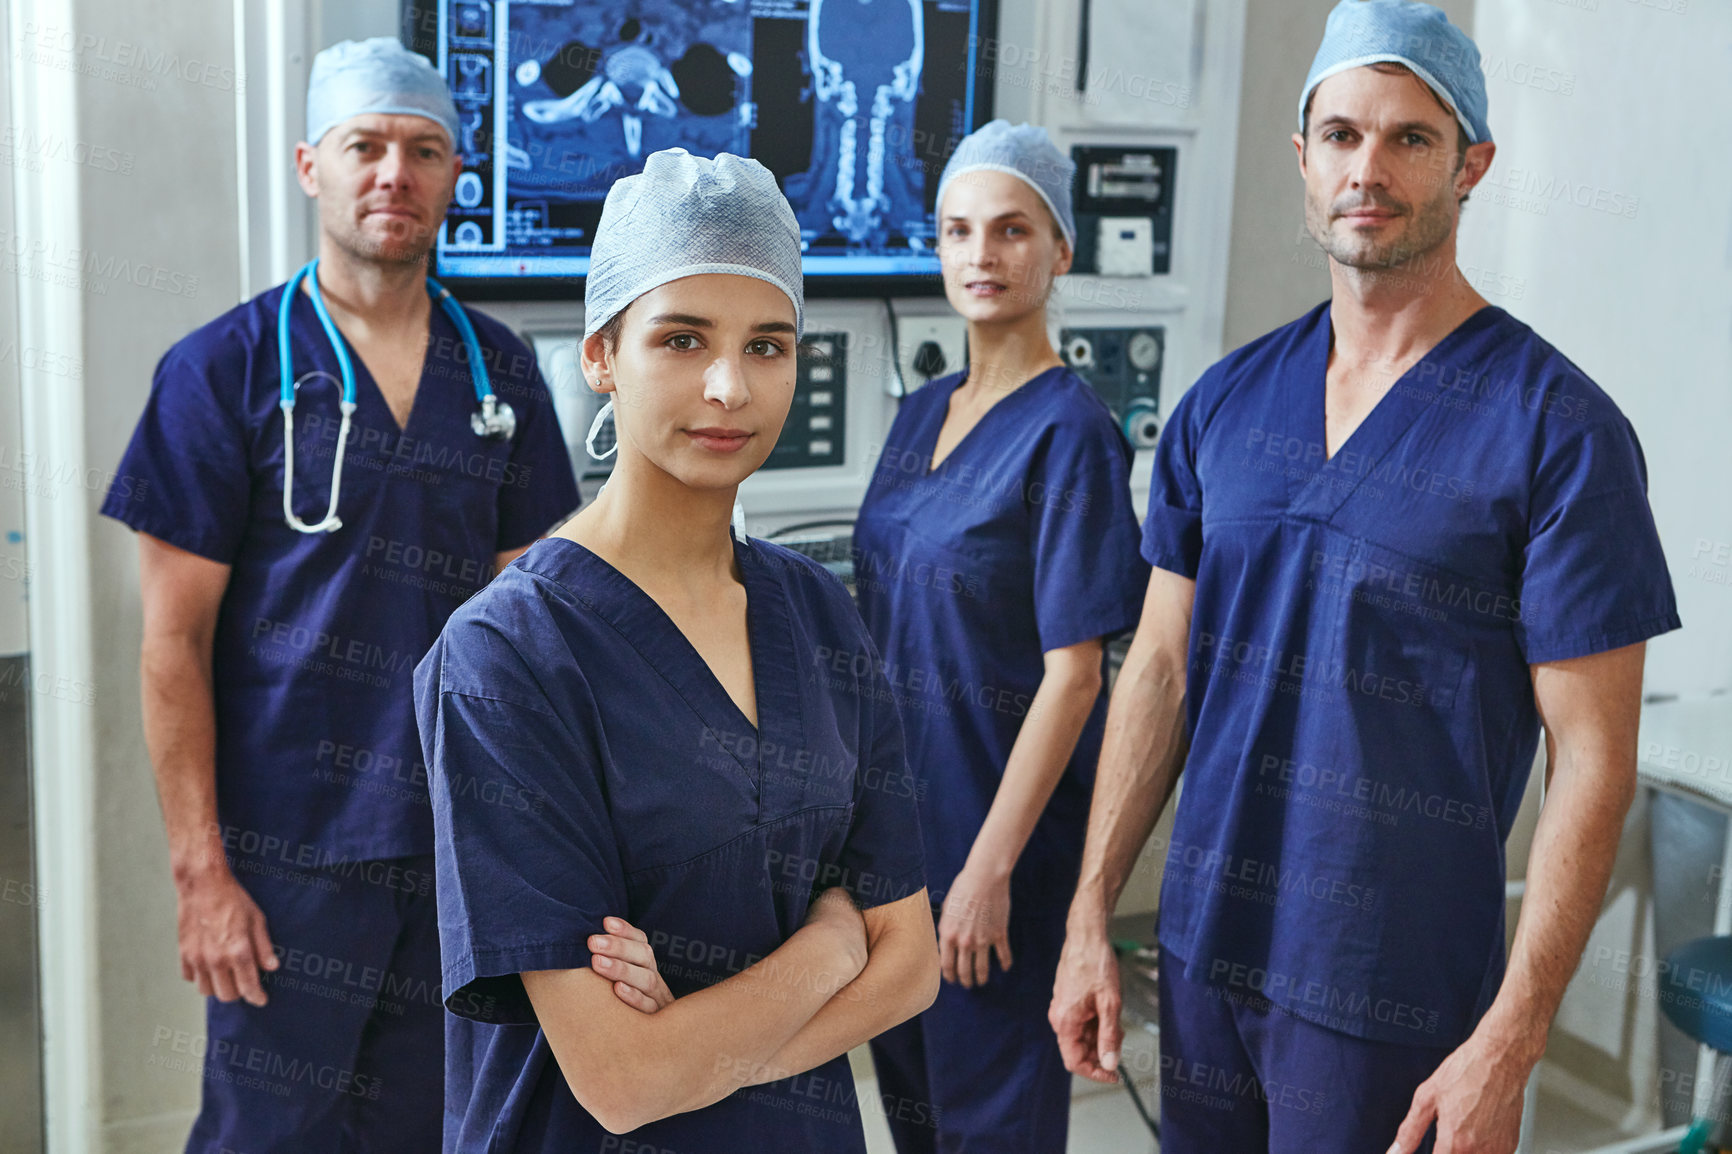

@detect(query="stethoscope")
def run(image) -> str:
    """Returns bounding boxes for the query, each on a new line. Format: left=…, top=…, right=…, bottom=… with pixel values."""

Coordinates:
left=277, top=258, right=516, bottom=533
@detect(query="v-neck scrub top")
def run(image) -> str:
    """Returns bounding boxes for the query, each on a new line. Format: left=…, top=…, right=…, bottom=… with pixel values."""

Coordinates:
left=851, top=366, right=1149, bottom=908
left=1145, top=303, right=1680, bottom=1046
left=415, top=534, right=927, bottom=1152
left=102, top=284, right=580, bottom=861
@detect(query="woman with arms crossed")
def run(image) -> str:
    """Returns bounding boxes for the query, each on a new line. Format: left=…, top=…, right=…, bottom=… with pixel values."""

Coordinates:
left=415, top=149, right=938, bottom=1152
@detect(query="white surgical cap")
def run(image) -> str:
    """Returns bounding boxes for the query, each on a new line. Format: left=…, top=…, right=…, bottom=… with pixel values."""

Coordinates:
left=306, top=38, right=461, bottom=148
left=935, top=120, right=1077, bottom=250
left=584, top=149, right=804, bottom=340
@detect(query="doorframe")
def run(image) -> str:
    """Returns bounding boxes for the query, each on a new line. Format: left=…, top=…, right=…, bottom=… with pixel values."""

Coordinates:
left=7, top=0, right=101, bottom=1149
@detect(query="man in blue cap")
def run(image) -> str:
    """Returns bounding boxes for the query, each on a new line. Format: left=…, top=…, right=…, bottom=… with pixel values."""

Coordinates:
left=103, top=37, right=579, bottom=1151
left=1050, top=2, right=1678, bottom=1151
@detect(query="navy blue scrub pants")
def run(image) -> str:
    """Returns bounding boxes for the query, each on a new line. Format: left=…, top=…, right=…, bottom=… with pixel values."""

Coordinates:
left=183, top=855, right=442, bottom=1153
left=1157, top=948, right=1457, bottom=1153
left=868, top=900, right=1071, bottom=1153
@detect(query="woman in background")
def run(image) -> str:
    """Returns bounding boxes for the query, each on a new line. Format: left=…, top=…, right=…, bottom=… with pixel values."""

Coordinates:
left=852, top=120, right=1151, bottom=1152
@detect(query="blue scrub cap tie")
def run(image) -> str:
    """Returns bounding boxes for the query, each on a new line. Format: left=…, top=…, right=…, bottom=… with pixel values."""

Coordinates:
left=306, top=38, right=461, bottom=148
left=583, top=149, right=804, bottom=340
left=1300, top=0, right=1491, bottom=145
left=935, top=120, right=1077, bottom=250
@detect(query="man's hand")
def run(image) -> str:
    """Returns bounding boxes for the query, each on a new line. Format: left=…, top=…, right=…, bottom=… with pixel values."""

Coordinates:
left=176, top=863, right=278, bottom=1006
left=589, top=916, right=675, bottom=1014
left=1049, top=568, right=1192, bottom=1083
left=1048, top=922, right=1123, bottom=1083
left=938, top=865, right=1012, bottom=988
left=1389, top=1027, right=1533, bottom=1154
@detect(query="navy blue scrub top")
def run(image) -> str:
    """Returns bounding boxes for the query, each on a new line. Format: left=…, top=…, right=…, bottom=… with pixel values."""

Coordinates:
left=1145, top=303, right=1680, bottom=1046
left=101, top=284, right=580, bottom=861
left=416, top=534, right=927, bottom=1153
left=852, top=367, right=1149, bottom=909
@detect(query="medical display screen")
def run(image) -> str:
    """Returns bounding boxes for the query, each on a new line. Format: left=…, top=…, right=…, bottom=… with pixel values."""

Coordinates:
left=416, top=0, right=996, bottom=293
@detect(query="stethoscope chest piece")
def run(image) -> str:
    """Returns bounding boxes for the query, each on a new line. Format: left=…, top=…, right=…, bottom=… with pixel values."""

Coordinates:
left=471, top=394, right=517, bottom=440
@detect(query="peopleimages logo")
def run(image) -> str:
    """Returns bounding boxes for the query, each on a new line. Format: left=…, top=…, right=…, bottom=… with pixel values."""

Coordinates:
left=1167, top=837, right=1378, bottom=912
left=811, top=644, right=1033, bottom=719
left=0, top=126, right=135, bottom=174
left=148, top=1027, right=380, bottom=1098
left=851, top=546, right=983, bottom=600
left=1307, top=551, right=1523, bottom=624
left=1256, top=754, right=1491, bottom=830
left=1193, top=631, right=1449, bottom=711
left=248, top=616, right=417, bottom=678
left=1208, top=959, right=1441, bottom=1035
left=17, top=21, right=245, bottom=92
left=870, top=444, right=1092, bottom=514
left=297, top=413, right=529, bottom=488
left=0, top=227, right=201, bottom=297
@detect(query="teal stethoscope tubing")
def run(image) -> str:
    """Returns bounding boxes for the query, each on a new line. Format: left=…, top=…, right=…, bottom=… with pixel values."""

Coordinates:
left=277, top=258, right=513, bottom=533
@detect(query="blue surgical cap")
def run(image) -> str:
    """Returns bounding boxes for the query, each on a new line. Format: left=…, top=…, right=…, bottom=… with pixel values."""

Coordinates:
left=935, top=120, right=1077, bottom=250
left=1300, top=0, right=1491, bottom=144
left=584, top=149, right=804, bottom=340
left=306, top=38, right=461, bottom=147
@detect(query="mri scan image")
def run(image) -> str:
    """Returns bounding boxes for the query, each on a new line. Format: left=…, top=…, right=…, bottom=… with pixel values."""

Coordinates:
left=434, top=0, right=986, bottom=281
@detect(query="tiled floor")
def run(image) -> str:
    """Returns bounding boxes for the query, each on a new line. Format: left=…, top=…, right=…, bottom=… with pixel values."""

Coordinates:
left=854, top=1040, right=1672, bottom=1154
left=853, top=1022, right=1164, bottom=1153
left=1527, top=1081, right=1653, bottom=1154
left=856, top=1067, right=1159, bottom=1154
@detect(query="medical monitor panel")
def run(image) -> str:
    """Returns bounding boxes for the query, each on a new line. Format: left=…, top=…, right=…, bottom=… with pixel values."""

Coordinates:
left=408, top=0, right=998, bottom=297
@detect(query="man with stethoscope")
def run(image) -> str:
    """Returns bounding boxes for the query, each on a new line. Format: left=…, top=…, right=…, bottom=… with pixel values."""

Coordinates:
left=101, top=39, right=578, bottom=1152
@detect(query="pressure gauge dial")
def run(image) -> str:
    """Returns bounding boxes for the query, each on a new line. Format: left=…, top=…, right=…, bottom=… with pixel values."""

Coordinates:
left=1127, top=331, right=1162, bottom=372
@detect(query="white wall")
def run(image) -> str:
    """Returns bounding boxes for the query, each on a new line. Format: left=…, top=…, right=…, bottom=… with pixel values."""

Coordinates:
left=12, top=0, right=246, bottom=1149
left=0, top=0, right=26, bottom=658
left=1462, top=0, right=1732, bottom=699
left=317, top=0, right=393, bottom=49
left=1462, top=0, right=1732, bottom=1125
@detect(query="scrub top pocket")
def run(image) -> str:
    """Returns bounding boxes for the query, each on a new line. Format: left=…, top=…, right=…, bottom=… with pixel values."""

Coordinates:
left=1334, top=537, right=1478, bottom=714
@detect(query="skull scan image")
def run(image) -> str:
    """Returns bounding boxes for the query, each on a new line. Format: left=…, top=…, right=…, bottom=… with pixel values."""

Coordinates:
left=788, top=0, right=924, bottom=247
left=508, top=3, right=750, bottom=196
